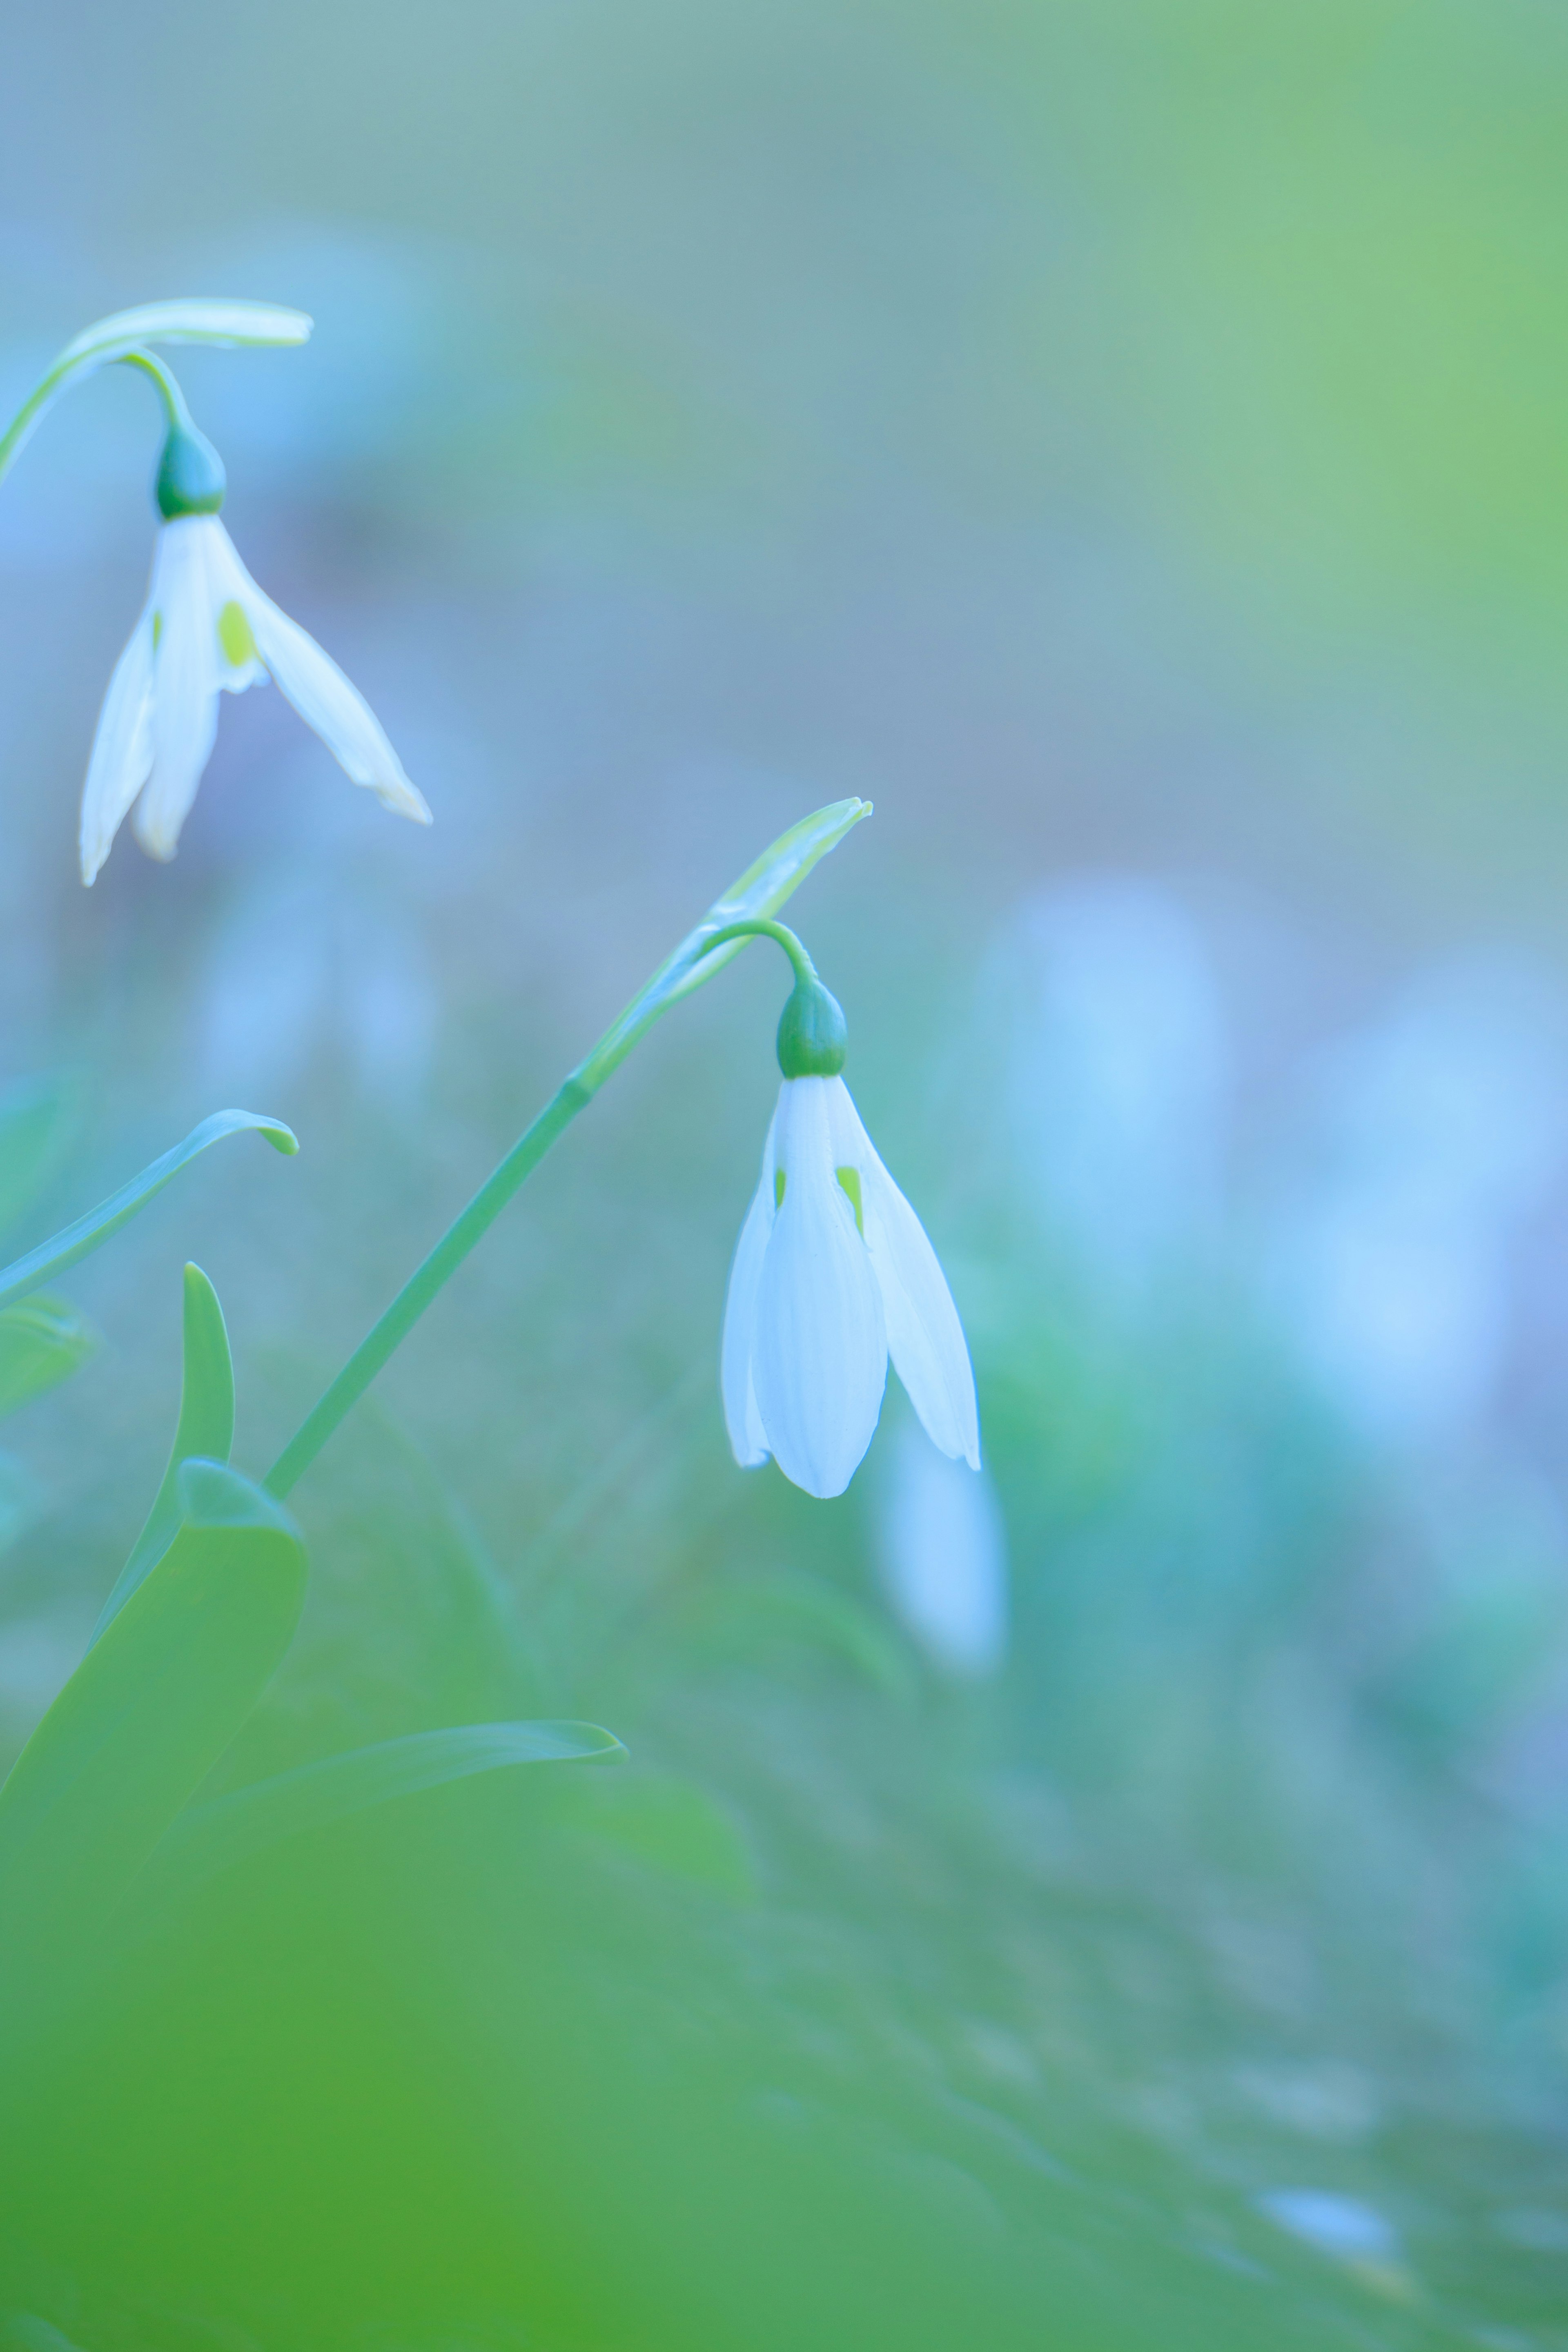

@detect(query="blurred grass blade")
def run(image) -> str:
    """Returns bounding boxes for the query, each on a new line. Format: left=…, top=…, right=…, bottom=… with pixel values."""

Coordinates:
left=153, top=1719, right=625, bottom=1893
left=0, top=1110, right=297, bottom=1313
left=93, top=1264, right=234, bottom=1642
left=0, top=1296, right=97, bottom=1423
left=0, top=302, right=313, bottom=487
left=0, top=1076, right=75, bottom=1241
left=575, top=797, right=872, bottom=1093
left=0, top=1461, right=306, bottom=2015
left=557, top=1769, right=756, bottom=1900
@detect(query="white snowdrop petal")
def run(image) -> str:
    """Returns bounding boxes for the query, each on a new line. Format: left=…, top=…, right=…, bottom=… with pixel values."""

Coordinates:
left=133, top=518, right=223, bottom=861
left=79, top=605, right=155, bottom=884
left=826, top=1078, right=980, bottom=1468
left=753, top=1078, right=887, bottom=1499
left=218, top=539, right=430, bottom=825
left=721, top=1103, right=779, bottom=1467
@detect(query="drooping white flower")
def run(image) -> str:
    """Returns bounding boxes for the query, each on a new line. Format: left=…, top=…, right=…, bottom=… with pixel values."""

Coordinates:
left=722, top=1073, right=980, bottom=1499
left=80, top=511, right=430, bottom=885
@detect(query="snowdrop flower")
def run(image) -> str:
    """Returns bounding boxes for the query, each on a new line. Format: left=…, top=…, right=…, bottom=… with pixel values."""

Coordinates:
left=719, top=934, right=979, bottom=1499
left=80, top=414, right=430, bottom=884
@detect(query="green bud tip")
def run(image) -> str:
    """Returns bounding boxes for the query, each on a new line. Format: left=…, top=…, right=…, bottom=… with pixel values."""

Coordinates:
left=776, top=973, right=848, bottom=1078
left=155, top=421, right=226, bottom=520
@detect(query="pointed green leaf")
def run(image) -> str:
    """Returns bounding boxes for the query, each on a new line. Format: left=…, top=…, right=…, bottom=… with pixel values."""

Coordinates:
left=0, top=1075, right=75, bottom=1241
left=92, top=1265, right=234, bottom=1642
left=0, top=1296, right=98, bottom=1422
left=573, top=797, right=872, bottom=1095
left=0, top=1461, right=306, bottom=2006
left=150, top=1718, right=624, bottom=1897
left=0, top=1110, right=297, bottom=1314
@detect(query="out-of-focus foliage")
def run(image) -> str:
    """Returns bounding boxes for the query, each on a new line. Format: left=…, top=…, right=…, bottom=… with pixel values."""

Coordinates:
left=4, top=0, right=1568, bottom=2344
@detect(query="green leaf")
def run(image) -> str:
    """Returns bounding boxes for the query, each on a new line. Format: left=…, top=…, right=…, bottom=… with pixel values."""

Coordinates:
left=0, top=1076, right=75, bottom=1241
left=149, top=1719, right=624, bottom=1897
left=0, top=1109, right=297, bottom=1314
left=0, top=1296, right=97, bottom=1422
left=92, top=1264, right=234, bottom=1643
left=0, top=1461, right=306, bottom=2009
left=574, top=797, right=872, bottom=1095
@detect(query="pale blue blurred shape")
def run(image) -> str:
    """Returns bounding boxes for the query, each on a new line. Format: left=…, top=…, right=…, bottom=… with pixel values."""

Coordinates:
left=1264, top=953, right=1568, bottom=1443
left=174, top=225, right=454, bottom=484
left=197, top=869, right=437, bottom=1107
left=876, top=1418, right=1008, bottom=1677
left=1254, top=2187, right=1399, bottom=2266
left=997, top=877, right=1230, bottom=1294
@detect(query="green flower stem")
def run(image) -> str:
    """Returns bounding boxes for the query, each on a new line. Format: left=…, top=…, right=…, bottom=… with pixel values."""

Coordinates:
left=0, top=343, right=187, bottom=492
left=116, top=351, right=192, bottom=434
left=263, top=1078, right=591, bottom=1500
left=0, top=298, right=311, bottom=495
left=262, top=930, right=797, bottom=1501
left=696, top=918, right=817, bottom=987
left=263, top=802, right=872, bottom=1498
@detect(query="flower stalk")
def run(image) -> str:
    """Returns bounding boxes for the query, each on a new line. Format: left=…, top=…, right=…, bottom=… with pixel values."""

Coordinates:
left=263, top=800, right=872, bottom=1498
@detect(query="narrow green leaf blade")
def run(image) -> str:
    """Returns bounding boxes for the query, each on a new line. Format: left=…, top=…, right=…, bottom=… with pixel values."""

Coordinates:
left=0, top=1296, right=98, bottom=1422
left=57, top=299, right=313, bottom=362
left=0, top=1110, right=297, bottom=1313
left=574, top=797, right=872, bottom=1093
left=153, top=1719, right=624, bottom=1895
left=93, top=1264, right=234, bottom=1642
left=0, top=1461, right=306, bottom=2009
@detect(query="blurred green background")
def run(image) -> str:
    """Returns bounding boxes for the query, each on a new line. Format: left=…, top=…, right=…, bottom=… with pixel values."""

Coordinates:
left=4, top=1, right=1568, bottom=2344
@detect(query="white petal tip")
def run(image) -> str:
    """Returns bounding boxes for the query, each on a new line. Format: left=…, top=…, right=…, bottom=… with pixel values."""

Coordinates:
left=384, top=783, right=433, bottom=825
left=780, top=1464, right=855, bottom=1502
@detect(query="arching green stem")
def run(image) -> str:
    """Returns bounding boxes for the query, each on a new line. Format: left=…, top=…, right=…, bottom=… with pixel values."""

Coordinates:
left=263, top=799, right=871, bottom=1498
left=0, top=298, right=310, bottom=494
left=115, top=351, right=192, bottom=435
left=696, top=918, right=818, bottom=989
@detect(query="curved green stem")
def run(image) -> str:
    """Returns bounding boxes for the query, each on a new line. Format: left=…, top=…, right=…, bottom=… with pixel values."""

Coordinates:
left=0, top=297, right=310, bottom=494
left=115, top=351, right=192, bottom=434
left=696, top=918, right=817, bottom=988
left=262, top=797, right=872, bottom=1498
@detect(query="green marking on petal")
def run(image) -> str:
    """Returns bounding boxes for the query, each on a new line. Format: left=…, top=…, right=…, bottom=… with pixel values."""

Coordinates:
left=836, top=1165, right=863, bottom=1236
left=217, top=599, right=258, bottom=670
left=774, top=1168, right=786, bottom=1212
left=151, top=610, right=163, bottom=653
